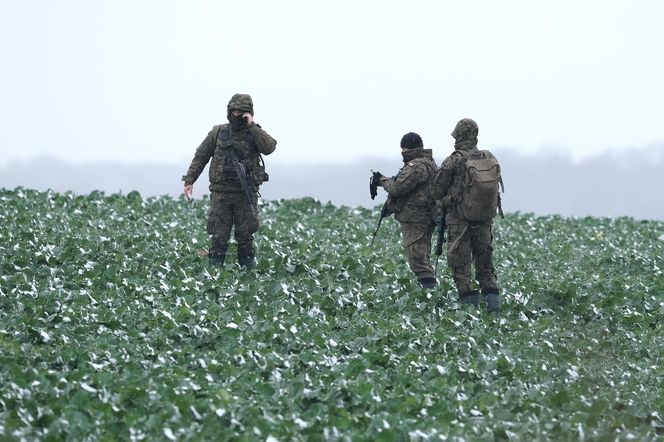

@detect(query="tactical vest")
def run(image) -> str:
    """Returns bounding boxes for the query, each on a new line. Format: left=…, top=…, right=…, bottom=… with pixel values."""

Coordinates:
left=208, top=125, right=268, bottom=191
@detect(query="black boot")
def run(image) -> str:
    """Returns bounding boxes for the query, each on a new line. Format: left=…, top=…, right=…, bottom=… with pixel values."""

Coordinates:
left=208, top=245, right=227, bottom=266
left=417, top=276, right=437, bottom=289
left=482, top=289, right=501, bottom=312
left=208, top=252, right=225, bottom=266
left=459, top=289, right=480, bottom=307
left=238, top=254, right=256, bottom=269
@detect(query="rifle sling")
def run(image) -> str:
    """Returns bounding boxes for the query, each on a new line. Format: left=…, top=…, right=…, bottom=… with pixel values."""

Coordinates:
left=447, top=224, right=468, bottom=255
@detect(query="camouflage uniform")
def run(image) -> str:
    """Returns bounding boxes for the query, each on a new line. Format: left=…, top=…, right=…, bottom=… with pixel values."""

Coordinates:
left=431, top=118, right=500, bottom=308
left=380, top=142, right=437, bottom=285
left=182, top=94, right=276, bottom=266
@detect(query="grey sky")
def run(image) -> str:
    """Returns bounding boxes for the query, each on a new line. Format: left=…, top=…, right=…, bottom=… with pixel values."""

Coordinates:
left=1, top=0, right=663, bottom=166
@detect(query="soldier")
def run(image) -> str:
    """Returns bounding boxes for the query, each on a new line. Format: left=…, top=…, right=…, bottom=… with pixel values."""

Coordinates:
left=373, top=132, right=438, bottom=288
left=182, top=93, right=277, bottom=267
left=431, top=118, right=502, bottom=311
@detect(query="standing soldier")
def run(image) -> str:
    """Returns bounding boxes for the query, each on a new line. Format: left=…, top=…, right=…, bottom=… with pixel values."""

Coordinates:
left=431, top=118, right=503, bottom=311
left=182, top=93, right=277, bottom=268
left=372, top=132, right=438, bottom=288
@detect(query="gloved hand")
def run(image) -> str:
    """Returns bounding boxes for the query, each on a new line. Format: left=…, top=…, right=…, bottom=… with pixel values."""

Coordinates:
left=369, top=170, right=383, bottom=200
left=369, top=170, right=383, bottom=199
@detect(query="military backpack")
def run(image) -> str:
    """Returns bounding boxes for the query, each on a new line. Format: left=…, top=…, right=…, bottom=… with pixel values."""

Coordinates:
left=459, top=150, right=504, bottom=222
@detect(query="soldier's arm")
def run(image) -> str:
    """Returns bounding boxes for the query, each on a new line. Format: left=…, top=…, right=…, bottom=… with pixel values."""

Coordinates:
left=430, top=156, right=458, bottom=200
left=380, top=163, right=429, bottom=197
left=249, top=124, right=277, bottom=155
left=181, top=127, right=218, bottom=186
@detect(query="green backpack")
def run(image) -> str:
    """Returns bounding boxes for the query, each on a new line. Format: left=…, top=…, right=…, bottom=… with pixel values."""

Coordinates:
left=460, top=151, right=504, bottom=222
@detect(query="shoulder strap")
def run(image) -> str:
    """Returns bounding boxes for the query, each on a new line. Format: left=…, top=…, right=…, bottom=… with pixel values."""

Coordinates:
left=215, top=125, right=230, bottom=144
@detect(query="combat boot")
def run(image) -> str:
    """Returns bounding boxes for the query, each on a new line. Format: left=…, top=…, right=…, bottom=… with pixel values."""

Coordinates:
left=238, top=254, right=256, bottom=269
left=208, top=252, right=225, bottom=266
left=483, top=290, right=500, bottom=313
left=208, top=245, right=227, bottom=267
left=417, top=276, right=437, bottom=289
left=458, top=289, right=480, bottom=307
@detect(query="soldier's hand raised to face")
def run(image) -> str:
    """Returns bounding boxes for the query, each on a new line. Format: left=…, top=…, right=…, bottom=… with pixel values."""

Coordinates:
left=242, top=112, right=254, bottom=126
left=184, top=184, right=193, bottom=200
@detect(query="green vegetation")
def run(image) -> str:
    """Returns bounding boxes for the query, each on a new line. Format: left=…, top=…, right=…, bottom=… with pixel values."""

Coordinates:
left=1, top=188, right=662, bottom=440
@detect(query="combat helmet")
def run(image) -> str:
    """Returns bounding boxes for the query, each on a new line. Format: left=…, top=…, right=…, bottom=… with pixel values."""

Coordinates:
left=227, top=93, right=254, bottom=116
left=451, top=118, right=479, bottom=141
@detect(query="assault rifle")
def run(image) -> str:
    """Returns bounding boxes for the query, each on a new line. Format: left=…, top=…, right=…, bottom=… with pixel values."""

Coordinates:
left=227, top=148, right=258, bottom=219
left=370, top=200, right=390, bottom=246
left=369, top=170, right=390, bottom=245
left=434, top=207, right=446, bottom=274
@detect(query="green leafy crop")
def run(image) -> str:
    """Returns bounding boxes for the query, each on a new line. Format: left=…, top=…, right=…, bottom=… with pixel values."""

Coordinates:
left=1, top=188, right=662, bottom=440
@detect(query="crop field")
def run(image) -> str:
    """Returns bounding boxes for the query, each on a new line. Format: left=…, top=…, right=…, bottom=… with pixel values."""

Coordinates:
left=0, top=188, right=663, bottom=441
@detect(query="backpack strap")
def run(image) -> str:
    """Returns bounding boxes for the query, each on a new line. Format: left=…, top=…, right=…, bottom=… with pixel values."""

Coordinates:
left=214, top=125, right=229, bottom=149
left=448, top=224, right=469, bottom=254
left=258, top=153, right=266, bottom=172
left=498, top=174, right=505, bottom=217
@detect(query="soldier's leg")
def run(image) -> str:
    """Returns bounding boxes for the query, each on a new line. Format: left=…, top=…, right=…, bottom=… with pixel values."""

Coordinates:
left=471, top=224, right=500, bottom=311
left=233, top=192, right=259, bottom=267
left=447, top=224, right=478, bottom=305
left=422, top=221, right=435, bottom=274
left=207, top=192, right=233, bottom=265
left=400, top=222, right=436, bottom=288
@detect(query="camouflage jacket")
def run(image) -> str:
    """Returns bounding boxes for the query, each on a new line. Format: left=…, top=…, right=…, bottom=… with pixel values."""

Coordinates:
left=431, top=145, right=497, bottom=225
left=380, top=148, right=437, bottom=223
left=182, top=123, right=276, bottom=192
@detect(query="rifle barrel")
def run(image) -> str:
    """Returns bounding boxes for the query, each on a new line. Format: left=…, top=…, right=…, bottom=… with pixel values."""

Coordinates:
left=370, top=200, right=389, bottom=245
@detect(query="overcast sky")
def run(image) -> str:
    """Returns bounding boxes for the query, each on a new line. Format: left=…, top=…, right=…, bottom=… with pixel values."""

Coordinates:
left=1, top=0, right=662, bottom=167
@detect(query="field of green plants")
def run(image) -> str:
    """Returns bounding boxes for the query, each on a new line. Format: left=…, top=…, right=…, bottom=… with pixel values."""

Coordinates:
left=0, top=188, right=662, bottom=441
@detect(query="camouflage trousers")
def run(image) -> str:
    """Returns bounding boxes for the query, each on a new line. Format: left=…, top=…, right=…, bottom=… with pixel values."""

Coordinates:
left=208, top=190, right=259, bottom=258
left=447, top=223, right=498, bottom=294
left=400, top=221, right=435, bottom=279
